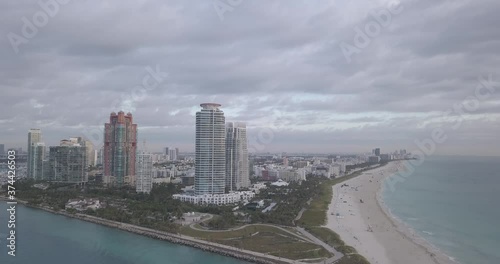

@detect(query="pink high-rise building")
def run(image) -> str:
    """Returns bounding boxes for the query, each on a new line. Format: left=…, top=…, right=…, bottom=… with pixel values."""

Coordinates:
left=103, top=111, right=137, bottom=186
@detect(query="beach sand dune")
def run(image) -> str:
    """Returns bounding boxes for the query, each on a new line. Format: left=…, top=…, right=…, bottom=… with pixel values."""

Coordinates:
left=324, top=161, right=457, bottom=264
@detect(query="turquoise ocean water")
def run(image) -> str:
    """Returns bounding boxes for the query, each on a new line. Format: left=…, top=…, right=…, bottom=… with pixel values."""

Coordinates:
left=0, top=203, right=247, bottom=264
left=383, top=155, right=500, bottom=264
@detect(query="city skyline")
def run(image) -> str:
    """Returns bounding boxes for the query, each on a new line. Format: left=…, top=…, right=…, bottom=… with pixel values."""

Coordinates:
left=9, top=128, right=403, bottom=156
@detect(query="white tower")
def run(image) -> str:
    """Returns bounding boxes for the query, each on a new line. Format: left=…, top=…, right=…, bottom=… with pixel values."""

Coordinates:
left=136, top=151, right=153, bottom=193
left=195, top=103, right=226, bottom=195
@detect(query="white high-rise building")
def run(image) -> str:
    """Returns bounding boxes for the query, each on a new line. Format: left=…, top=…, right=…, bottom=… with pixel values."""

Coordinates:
left=195, top=103, right=226, bottom=195
left=27, top=129, right=43, bottom=179
left=226, top=122, right=249, bottom=191
left=136, top=151, right=153, bottom=193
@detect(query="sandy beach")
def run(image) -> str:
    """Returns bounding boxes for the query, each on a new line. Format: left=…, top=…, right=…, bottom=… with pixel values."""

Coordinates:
left=325, top=161, right=458, bottom=264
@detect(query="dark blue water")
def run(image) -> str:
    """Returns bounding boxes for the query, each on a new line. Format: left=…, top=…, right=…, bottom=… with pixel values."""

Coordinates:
left=0, top=204, right=246, bottom=264
left=383, top=155, right=500, bottom=264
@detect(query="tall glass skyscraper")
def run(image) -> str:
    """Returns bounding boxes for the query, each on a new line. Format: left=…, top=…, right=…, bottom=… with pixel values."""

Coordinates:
left=27, top=128, right=43, bottom=179
left=226, top=122, right=249, bottom=191
left=104, top=111, right=137, bottom=186
left=46, top=139, right=87, bottom=184
left=195, top=103, right=226, bottom=195
left=32, top=142, right=46, bottom=180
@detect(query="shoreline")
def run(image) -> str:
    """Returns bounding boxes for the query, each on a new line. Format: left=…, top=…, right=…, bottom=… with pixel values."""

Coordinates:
left=4, top=199, right=291, bottom=264
left=376, top=164, right=459, bottom=264
left=324, top=161, right=458, bottom=264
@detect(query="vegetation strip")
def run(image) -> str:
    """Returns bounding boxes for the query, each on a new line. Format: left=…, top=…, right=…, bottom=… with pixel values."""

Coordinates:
left=298, top=162, right=391, bottom=264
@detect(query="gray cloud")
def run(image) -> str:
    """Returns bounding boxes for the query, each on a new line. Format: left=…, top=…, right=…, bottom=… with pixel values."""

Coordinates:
left=0, top=0, right=499, bottom=155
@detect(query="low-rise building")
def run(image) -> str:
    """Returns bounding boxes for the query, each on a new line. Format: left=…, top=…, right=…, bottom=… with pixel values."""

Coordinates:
left=249, top=182, right=267, bottom=194
left=279, top=169, right=305, bottom=182
left=369, top=156, right=381, bottom=163
left=380, top=154, right=391, bottom=162
left=294, top=160, right=309, bottom=168
left=173, top=191, right=255, bottom=205
left=153, top=177, right=171, bottom=184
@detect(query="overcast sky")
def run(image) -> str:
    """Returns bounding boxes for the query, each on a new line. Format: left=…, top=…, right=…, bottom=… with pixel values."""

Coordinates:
left=1, top=0, right=499, bottom=155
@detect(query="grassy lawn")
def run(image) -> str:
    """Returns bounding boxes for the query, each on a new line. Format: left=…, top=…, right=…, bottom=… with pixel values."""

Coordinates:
left=306, top=227, right=358, bottom=255
left=298, top=180, right=333, bottom=226
left=280, top=226, right=310, bottom=239
left=336, top=254, right=370, bottom=264
left=179, top=225, right=332, bottom=260
left=180, top=224, right=287, bottom=239
left=299, top=167, right=380, bottom=227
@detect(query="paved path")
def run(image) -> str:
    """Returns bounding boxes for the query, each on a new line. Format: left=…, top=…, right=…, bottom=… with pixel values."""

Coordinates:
left=189, top=222, right=315, bottom=244
left=294, top=208, right=306, bottom=223
left=293, top=198, right=312, bottom=225
left=295, top=227, right=344, bottom=263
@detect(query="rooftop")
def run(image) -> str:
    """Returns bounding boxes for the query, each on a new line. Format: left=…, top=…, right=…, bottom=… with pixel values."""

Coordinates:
left=200, top=103, right=221, bottom=110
